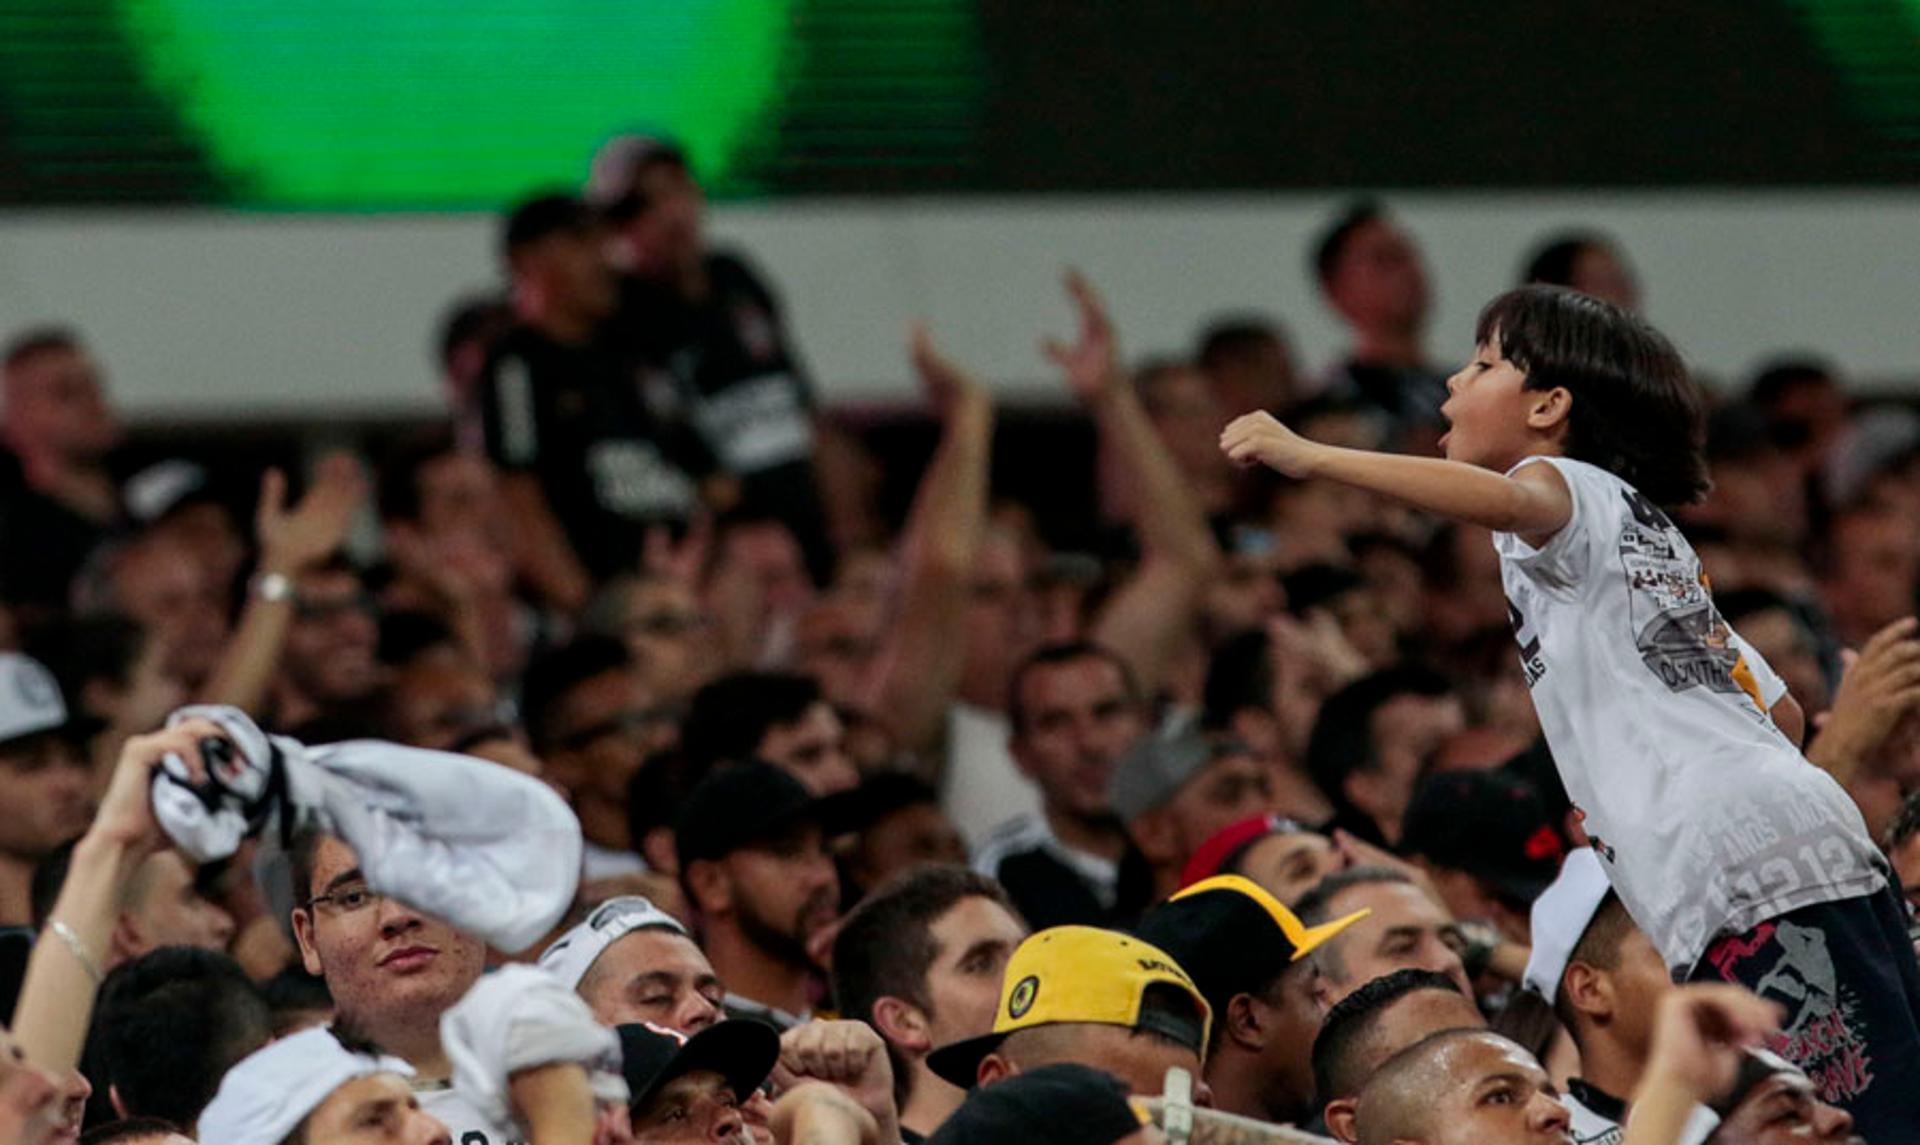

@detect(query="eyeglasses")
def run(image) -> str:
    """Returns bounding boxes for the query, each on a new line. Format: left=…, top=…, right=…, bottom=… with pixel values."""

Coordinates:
left=306, top=881, right=383, bottom=914
left=556, top=707, right=684, bottom=750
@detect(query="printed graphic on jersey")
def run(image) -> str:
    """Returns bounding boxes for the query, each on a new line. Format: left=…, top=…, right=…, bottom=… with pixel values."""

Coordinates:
left=1705, top=920, right=1876, bottom=1106
left=1616, top=489, right=1753, bottom=702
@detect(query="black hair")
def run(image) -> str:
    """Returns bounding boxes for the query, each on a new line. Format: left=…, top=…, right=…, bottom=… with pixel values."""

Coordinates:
left=1310, top=967, right=1467, bottom=1103
left=434, top=293, right=512, bottom=373
left=79, top=1118, right=182, bottom=1145
left=626, top=749, right=704, bottom=844
left=86, top=947, right=272, bottom=1130
left=1746, top=357, right=1838, bottom=411
left=1006, top=641, right=1142, bottom=737
left=375, top=425, right=459, bottom=523
left=287, top=823, right=328, bottom=905
left=2, top=326, right=82, bottom=374
left=1474, top=286, right=1709, bottom=508
left=1201, top=628, right=1274, bottom=731
left=260, top=966, right=334, bottom=1035
left=1313, top=200, right=1386, bottom=288
left=500, top=191, right=598, bottom=260
left=1303, top=665, right=1452, bottom=811
left=1552, top=892, right=1635, bottom=1043
left=1887, top=790, right=1920, bottom=852
left=519, top=635, right=635, bottom=751
left=831, top=865, right=1021, bottom=1106
left=1520, top=231, right=1615, bottom=290
left=376, top=610, right=463, bottom=670
left=1196, top=316, right=1286, bottom=376
left=680, top=671, right=822, bottom=771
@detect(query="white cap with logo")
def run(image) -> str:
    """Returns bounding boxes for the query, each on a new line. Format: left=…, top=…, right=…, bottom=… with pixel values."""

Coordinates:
left=537, top=895, right=688, bottom=989
left=0, top=653, right=71, bottom=746
left=1522, top=846, right=1613, bottom=1000
left=196, top=1025, right=415, bottom=1145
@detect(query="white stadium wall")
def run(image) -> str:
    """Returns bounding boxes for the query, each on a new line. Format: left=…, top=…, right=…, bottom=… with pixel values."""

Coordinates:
left=2, top=190, right=1919, bottom=420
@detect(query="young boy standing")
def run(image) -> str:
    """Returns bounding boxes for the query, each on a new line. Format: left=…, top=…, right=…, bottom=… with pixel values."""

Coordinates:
left=1223, top=286, right=1919, bottom=1139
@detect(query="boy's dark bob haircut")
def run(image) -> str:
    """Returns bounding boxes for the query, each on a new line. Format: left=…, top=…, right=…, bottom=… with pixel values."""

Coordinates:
left=1476, top=285, right=1709, bottom=508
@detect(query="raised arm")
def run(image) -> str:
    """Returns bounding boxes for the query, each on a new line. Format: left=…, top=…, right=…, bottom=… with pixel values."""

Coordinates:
left=14, top=721, right=217, bottom=1071
left=1221, top=411, right=1572, bottom=544
left=859, top=326, right=994, bottom=760
left=1045, top=272, right=1222, bottom=692
left=201, top=453, right=366, bottom=713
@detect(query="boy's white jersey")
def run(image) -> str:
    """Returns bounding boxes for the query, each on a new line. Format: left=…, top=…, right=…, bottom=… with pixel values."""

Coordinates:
left=1494, top=456, right=1885, bottom=973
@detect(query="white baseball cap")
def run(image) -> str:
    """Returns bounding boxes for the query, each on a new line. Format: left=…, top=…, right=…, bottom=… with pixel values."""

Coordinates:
left=196, top=1025, right=414, bottom=1145
left=1522, top=846, right=1612, bottom=1000
left=0, top=653, right=75, bottom=747
left=538, top=895, right=688, bottom=989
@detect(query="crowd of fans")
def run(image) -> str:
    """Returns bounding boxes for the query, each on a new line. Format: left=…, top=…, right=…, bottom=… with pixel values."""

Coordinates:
left=0, top=135, right=1913, bottom=1145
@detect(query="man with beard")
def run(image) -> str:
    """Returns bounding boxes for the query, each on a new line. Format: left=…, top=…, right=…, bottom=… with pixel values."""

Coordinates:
left=676, top=761, right=842, bottom=1030
left=269, top=555, right=383, bottom=731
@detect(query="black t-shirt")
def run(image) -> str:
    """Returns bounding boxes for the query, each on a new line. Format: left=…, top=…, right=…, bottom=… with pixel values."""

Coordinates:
left=477, top=325, right=716, bottom=581
left=0, top=449, right=116, bottom=624
left=617, top=252, right=831, bottom=578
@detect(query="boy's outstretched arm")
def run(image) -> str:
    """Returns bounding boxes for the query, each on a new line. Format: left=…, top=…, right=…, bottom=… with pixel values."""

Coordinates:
left=1221, top=411, right=1573, bottom=546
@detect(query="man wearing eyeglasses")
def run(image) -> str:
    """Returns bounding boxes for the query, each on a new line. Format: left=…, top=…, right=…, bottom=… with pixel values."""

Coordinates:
left=287, top=826, right=504, bottom=1142
left=269, top=554, right=383, bottom=731
left=522, top=635, right=680, bottom=881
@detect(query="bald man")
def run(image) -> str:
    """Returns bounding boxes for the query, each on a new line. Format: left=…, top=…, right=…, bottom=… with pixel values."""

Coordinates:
left=1355, top=1029, right=1571, bottom=1145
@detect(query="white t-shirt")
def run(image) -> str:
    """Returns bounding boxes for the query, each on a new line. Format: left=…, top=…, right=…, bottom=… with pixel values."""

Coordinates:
left=942, top=702, right=1041, bottom=845
left=1494, top=456, right=1884, bottom=973
left=418, top=1082, right=524, bottom=1145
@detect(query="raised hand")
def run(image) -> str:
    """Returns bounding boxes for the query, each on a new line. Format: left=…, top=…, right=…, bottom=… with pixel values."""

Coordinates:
left=1643, top=984, right=1782, bottom=1103
left=1811, top=616, right=1920, bottom=773
left=772, top=1020, right=899, bottom=1145
left=910, top=323, right=986, bottom=416
left=1220, top=410, right=1322, bottom=478
left=256, top=451, right=367, bottom=576
left=1040, top=269, right=1123, bottom=402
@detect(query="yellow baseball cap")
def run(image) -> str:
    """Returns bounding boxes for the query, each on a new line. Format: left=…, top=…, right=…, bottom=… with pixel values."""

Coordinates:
left=926, top=925, right=1213, bottom=1088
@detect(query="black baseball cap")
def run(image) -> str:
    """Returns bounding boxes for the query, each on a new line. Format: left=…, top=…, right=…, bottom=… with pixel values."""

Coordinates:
left=1399, top=770, right=1566, bottom=907
left=927, top=1063, right=1147, bottom=1145
left=674, top=759, right=852, bottom=870
left=501, top=193, right=601, bottom=257
left=617, top=1020, right=779, bottom=1111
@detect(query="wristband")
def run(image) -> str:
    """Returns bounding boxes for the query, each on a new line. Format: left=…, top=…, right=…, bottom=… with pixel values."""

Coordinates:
left=251, top=571, right=294, bottom=604
left=48, top=919, right=103, bottom=986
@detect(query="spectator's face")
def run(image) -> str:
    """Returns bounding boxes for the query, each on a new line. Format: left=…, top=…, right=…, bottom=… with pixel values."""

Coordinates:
left=152, top=502, right=249, bottom=593
left=1141, top=367, right=1234, bottom=509
left=122, top=851, right=236, bottom=958
left=534, top=227, right=618, bottom=320
left=1250, top=961, right=1324, bottom=1121
left=1351, top=693, right=1465, bottom=844
left=414, top=452, right=500, bottom=539
left=1591, top=926, right=1670, bottom=1061
left=619, top=579, right=716, bottom=704
left=1141, top=752, right=1273, bottom=866
left=1568, top=244, right=1640, bottom=312
left=758, top=702, right=858, bottom=796
left=0, top=1026, right=70, bottom=1145
left=302, top=1073, right=452, bottom=1145
left=1236, top=831, right=1344, bottom=906
left=630, top=1069, right=744, bottom=1144
left=1412, top=1035, right=1570, bottom=1145
left=1823, top=511, right=1918, bottom=637
left=794, top=600, right=879, bottom=711
left=0, top=735, right=91, bottom=859
left=114, top=538, right=230, bottom=686
left=1011, top=657, right=1145, bottom=821
left=625, top=161, right=707, bottom=281
left=1326, top=219, right=1429, bottom=336
left=386, top=655, right=500, bottom=751
left=579, top=928, right=725, bottom=1034
left=292, top=837, right=488, bottom=1039
left=1439, top=339, right=1539, bottom=476
left=1205, top=550, right=1284, bottom=636
left=717, top=523, right=813, bottom=616
left=960, top=536, right=1039, bottom=706
left=1, top=346, right=120, bottom=463
left=286, top=570, right=381, bottom=703
left=713, top=824, right=839, bottom=967
left=922, top=896, right=1028, bottom=1054
left=1713, top=1071, right=1861, bottom=1145
left=545, top=667, right=674, bottom=808
left=1204, top=335, right=1295, bottom=416
left=1314, top=882, right=1472, bottom=1006
left=853, top=803, right=968, bottom=889
left=1891, top=830, right=1920, bottom=912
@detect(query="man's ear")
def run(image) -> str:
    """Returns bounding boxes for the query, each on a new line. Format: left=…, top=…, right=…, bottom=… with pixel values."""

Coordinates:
left=684, top=858, right=731, bottom=916
left=1563, top=960, right=1612, bottom=1024
left=1224, top=992, right=1268, bottom=1050
left=108, top=1084, right=130, bottom=1121
left=976, top=1052, right=1017, bottom=1087
left=1526, top=386, right=1573, bottom=432
left=640, top=827, right=679, bottom=877
left=1324, top=1096, right=1361, bottom=1144
left=291, top=907, right=324, bottom=977
left=871, top=996, right=933, bottom=1055
left=108, top=912, right=142, bottom=965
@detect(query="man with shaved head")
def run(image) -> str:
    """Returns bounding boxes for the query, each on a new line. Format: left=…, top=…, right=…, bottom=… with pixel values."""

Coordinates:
left=1355, top=1028, right=1572, bottom=1145
left=1312, top=969, right=1487, bottom=1143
